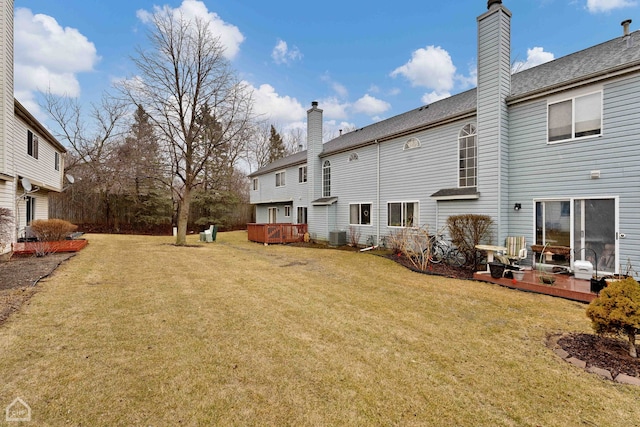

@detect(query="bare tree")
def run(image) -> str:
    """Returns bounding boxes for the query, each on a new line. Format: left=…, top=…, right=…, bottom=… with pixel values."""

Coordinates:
left=42, top=92, right=131, bottom=229
left=284, top=127, right=305, bottom=153
left=121, top=10, right=254, bottom=245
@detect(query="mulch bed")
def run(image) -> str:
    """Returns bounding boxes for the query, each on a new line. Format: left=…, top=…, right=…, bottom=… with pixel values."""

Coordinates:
left=558, top=333, right=640, bottom=378
left=0, top=253, right=75, bottom=324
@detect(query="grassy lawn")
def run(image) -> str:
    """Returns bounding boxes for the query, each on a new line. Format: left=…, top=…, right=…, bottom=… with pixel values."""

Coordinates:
left=0, top=231, right=639, bottom=426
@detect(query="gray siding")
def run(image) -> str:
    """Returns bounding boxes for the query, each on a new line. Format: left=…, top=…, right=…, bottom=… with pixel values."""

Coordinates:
left=507, top=74, right=640, bottom=269
left=476, top=5, right=511, bottom=242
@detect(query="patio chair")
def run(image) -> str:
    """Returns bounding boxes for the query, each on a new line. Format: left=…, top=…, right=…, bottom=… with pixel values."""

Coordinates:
left=505, top=236, right=527, bottom=265
left=199, top=225, right=218, bottom=242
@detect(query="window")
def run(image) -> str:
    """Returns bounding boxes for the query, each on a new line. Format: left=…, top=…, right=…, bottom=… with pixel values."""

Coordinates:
left=25, top=196, right=35, bottom=225
left=349, top=203, right=371, bottom=225
left=284, top=206, right=291, bottom=217
left=403, top=137, right=421, bottom=150
left=459, top=124, right=477, bottom=188
left=322, top=160, right=331, bottom=197
left=297, top=207, right=307, bottom=224
left=387, top=202, right=418, bottom=227
left=55, top=152, right=60, bottom=171
left=298, top=166, right=307, bottom=183
left=548, top=92, right=602, bottom=142
left=536, top=200, right=571, bottom=247
left=275, top=171, right=286, bottom=187
left=27, top=130, right=39, bottom=159
left=252, top=178, right=258, bottom=191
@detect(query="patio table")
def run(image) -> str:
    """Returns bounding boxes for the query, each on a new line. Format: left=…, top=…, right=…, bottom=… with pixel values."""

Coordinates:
left=475, top=244, right=508, bottom=273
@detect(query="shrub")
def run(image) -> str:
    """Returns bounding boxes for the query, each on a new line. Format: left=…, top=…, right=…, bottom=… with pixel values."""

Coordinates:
left=446, top=214, right=494, bottom=270
left=586, top=277, right=640, bottom=358
left=30, top=219, right=78, bottom=242
left=389, top=226, right=432, bottom=272
left=348, top=226, right=361, bottom=247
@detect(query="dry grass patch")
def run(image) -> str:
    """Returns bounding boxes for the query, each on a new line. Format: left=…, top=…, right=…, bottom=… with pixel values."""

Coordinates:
left=0, top=231, right=638, bottom=425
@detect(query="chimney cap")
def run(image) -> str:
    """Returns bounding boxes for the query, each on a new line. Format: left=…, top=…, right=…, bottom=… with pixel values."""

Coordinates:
left=487, top=0, right=502, bottom=9
left=311, top=101, right=318, bottom=107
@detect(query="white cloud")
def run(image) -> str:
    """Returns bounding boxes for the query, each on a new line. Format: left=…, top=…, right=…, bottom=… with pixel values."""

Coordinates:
left=271, top=39, right=302, bottom=65
left=421, top=91, right=451, bottom=105
left=14, top=8, right=100, bottom=101
left=249, top=83, right=306, bottom=123
left=512, top=47, right=555, bottom=72
left=586, top=0, right=637, bottom=13
left=352, top=94, right=391, bottom=116
left=137, top=0, right=244, bottom=60
left=324, top=120, right=357, bottom=140
left=456, top=64, right=477, bottom=89
left=318, top=97, right=350, bottom=120
left=390, top=45, right=456, bottom=92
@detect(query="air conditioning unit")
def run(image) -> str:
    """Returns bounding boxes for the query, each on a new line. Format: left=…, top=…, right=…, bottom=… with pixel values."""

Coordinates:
left=329, top=230, right=347, bottom=246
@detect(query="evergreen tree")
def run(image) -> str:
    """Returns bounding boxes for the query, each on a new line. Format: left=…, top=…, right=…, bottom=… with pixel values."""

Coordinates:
left=268, top=125, right=286, bottom=163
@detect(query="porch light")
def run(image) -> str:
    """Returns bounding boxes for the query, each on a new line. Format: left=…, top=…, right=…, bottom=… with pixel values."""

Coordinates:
left=514, top=203, right=522, bottom=211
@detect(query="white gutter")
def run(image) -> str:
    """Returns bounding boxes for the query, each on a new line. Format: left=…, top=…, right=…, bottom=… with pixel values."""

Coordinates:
left=376, top=140, right=380, bottom=245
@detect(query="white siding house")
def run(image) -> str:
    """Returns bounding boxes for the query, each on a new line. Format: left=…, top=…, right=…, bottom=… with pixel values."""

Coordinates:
left=250, top=0, right=640, bottom=275
left=0, top=0, right=66, bottom=254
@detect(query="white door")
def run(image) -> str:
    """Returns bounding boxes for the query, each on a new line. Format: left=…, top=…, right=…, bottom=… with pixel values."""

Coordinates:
left=268, top=207, right=277, bottom=224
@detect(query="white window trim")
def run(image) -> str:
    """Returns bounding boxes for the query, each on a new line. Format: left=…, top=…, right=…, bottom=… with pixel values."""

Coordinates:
left=284, top=205, right=291, bottom=217
left=322, top=160, right=331, bottom=197
left=547, top=89, right=603, bottom=144
left=403, top=137, right=421, bottom=150
left=298, top=165, right=307, bottom=184
left=458, top=124, right=477, bottom=188
left=275, top=170, right=286, bottom=187
left=349, top=202, right=373, bottom=226
left=252, top=177, right=258, bottom=191
left=296, top=206, right=308, bottom=224
left=387, top=201, right=419, bottom=228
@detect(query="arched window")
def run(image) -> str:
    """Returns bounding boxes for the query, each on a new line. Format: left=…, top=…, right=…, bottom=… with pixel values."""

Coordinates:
left=322, top=160, right=331, bottom=197
left=403, top=137, right=421, bottom=150
left=459, top=124, right=477, bottom=187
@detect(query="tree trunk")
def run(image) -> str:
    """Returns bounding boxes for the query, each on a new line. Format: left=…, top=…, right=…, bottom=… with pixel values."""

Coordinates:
left=175, top=188, right=191, bottom=245
left=628, top=331, right=637, bottom=358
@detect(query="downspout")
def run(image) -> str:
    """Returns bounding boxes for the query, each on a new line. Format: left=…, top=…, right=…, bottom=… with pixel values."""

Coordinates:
left=376, top=140, right=380, bottom=245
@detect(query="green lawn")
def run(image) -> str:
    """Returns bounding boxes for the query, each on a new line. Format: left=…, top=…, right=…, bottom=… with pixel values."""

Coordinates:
left=0, top=232, right=638, bottom=426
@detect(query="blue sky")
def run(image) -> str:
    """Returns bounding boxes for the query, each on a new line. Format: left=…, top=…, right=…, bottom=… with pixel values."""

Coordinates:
left=13, top=0, right=640, bottom=140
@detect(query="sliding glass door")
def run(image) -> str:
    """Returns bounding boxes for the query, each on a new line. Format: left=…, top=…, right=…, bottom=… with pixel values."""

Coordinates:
left=536, top=198, right=617, bottom=273
left=573, top=198, right=616, bottom=273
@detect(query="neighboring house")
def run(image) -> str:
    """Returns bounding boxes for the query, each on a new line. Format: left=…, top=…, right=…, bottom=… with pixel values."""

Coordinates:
left=250, top=0, right=640, bottom=274
left=0, top=0, right=67, bottom=254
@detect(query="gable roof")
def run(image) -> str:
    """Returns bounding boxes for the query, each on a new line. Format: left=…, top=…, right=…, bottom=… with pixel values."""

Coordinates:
left=14, top=99, right=66, bottom=153
left=251, top=30, right=640, bottom=177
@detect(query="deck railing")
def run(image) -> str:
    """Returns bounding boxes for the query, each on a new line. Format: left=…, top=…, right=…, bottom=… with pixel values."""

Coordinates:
left=247, top=223, right=307, bottom=244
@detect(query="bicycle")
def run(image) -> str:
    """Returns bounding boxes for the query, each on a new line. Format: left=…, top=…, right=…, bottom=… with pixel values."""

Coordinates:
left=427, top=235, right=467, bottom=267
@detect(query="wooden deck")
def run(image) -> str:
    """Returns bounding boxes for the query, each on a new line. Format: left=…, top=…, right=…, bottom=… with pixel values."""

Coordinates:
left=473, top=268, right=597, bottom=303
left=247, top=223, right=308, bottom=244
left=12, top=239, right=88, bottom=255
